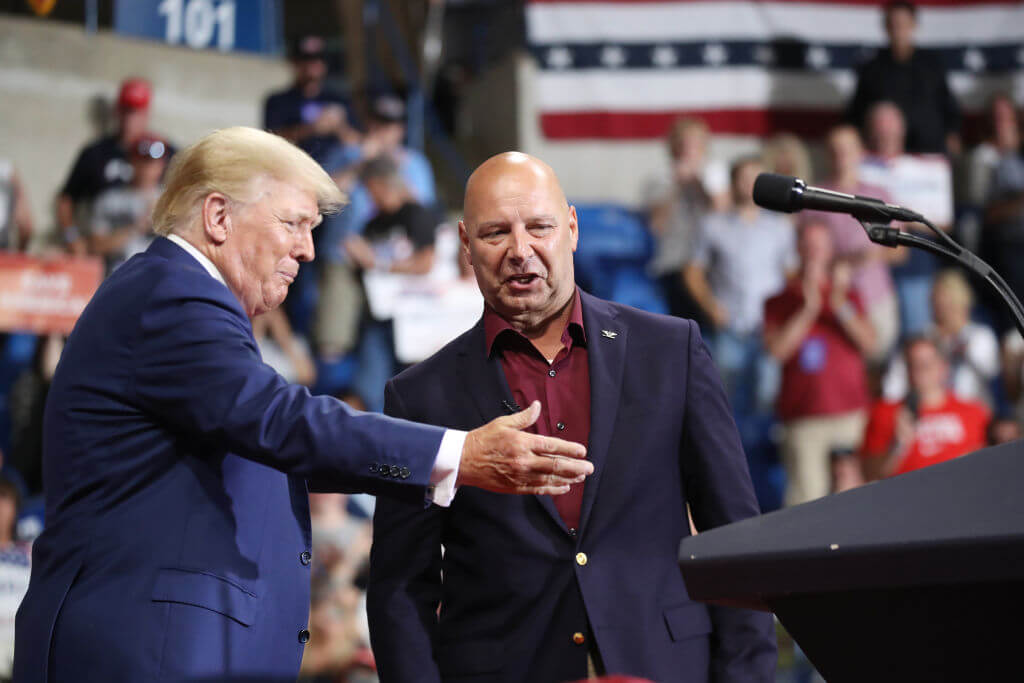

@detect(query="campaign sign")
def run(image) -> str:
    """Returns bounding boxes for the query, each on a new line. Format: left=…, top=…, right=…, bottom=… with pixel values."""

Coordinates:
left=0, top=253, right=103, bottom=335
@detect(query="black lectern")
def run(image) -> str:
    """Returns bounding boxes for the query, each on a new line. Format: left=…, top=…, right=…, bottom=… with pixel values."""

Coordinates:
left=679, top=441, right=1024, bottom=682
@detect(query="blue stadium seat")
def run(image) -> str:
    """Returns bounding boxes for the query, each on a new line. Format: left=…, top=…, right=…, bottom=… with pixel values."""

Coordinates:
left=573, top=203, right=665, bottom=313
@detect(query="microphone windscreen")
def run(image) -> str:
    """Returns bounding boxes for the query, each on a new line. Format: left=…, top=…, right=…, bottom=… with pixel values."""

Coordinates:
left=752, top=173, right=799, bottom=213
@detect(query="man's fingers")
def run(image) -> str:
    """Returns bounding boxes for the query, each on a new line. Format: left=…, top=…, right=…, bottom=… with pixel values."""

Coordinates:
left=525, top=433, right=588, bottom=461
left=497, top=400, right=541, bottom=430
left=519, top=483, right=572, bottom=496
left=523, top=453, right=592, bottom=481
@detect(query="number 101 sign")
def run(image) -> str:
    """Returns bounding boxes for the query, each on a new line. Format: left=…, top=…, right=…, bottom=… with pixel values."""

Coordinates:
left=158, top=0, right=235, bottom=51
left=114, top=0, right=280, bottom=56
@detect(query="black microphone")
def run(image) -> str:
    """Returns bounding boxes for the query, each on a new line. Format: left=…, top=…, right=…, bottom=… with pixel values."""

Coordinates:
left=752, top=173, right=922, bottom=223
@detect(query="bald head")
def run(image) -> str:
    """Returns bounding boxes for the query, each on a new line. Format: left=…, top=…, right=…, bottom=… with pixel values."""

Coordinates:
left=463, top=152, right=569, bottom=226
left=459, top=151, right=579, bottom=333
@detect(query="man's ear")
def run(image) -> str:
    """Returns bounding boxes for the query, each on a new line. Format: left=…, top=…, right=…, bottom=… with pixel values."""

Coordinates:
left=458, top=220, right=472, bottom=265
left=202, top=193, right=232, bottom=245
left=568, top=205, right=579, bottom=253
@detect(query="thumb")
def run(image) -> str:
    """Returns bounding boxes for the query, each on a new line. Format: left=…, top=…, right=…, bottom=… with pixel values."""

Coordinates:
left=501, top=400, right=541, bottom=430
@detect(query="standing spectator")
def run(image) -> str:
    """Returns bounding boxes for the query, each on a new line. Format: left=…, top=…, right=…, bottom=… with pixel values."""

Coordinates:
left=360, top=94, right=436, bottom=204
left=0, top=160, right=33, bottom=251
left=803, top=125, right=902, bottom=359
left=963, top=93, right=1020, bottom=211
left=763, top=132, right=813, bottom=187
left=764, top=222, right=875, bottom=506
left=345, top=155, right=441, bottom=412
left=860, top=101, right=954, bottom=337
left=88, top=134, right=167, bottom=274
left=845, top=1, right=961, bottom=155
left=685, top=156, right=795, bottom=414
left=982, top=100, right=1024, bottom=334
left=310, top=94, right=437, bottom=348
left=645, top=117, right=725, bottom=322
left=861, top=336, right=989, bottom=480
left=57, top=78, right=164, bottom=253
left=0, top=477, right=30, bottom=681
left=882, top=270, right=999, bottom=406
left=263, top=35, right=359, bottom=165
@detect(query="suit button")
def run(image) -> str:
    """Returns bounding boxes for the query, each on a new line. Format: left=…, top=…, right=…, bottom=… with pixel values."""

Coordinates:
left=400, top=466, right=411, bottom=479
left=369, top=463, right=378, bottom=473
left=300, top=551, right=312, bottom=566
left=548, top=369, right=556, bottom=377
left=556, top=422, right=566, bottom=431
left=572, top=632, right=586, bottom=645
left=575, top=552, right=588, bottom=566
left=298, top=629, right=310, bottom=644
left=379, top=464, right=391, bottom=476
left=568, top=527, right=577, bottom=537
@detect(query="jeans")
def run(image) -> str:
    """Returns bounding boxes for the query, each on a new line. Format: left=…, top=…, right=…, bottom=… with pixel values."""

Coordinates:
left=894, top=273, right=934, bottom=339
left=708, top=329, right=778, bottom=418
left=352, top=318, right=397, bottom=414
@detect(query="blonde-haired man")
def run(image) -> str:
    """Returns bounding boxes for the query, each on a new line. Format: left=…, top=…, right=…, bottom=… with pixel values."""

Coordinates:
left=13, top=127, right=590, bottom=682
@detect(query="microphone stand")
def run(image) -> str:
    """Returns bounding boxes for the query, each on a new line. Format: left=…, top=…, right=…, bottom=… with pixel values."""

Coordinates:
left=858, top=216, right=1024, bottom=339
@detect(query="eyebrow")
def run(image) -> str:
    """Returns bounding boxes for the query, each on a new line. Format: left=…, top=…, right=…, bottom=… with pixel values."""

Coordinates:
left=276, top=211, right=320, bottom=227
left=476, top=215, right=559, bottom=231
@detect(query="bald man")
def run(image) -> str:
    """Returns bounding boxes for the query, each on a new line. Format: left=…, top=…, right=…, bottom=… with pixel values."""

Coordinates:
left=367, top=153, right=776, bottom=682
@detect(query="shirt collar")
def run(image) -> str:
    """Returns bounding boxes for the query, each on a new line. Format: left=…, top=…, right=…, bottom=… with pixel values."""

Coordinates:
left=167, top=234, right=228, bottom=287
left=483, top=287, right=586, bottom=356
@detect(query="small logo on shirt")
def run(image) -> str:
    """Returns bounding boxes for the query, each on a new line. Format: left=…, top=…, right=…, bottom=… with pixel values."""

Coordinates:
left=601, top=330, right=618, bottom=339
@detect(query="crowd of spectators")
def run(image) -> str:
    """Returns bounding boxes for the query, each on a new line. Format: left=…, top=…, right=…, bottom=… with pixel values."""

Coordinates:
left=0, top=1, right=1022, bottom=678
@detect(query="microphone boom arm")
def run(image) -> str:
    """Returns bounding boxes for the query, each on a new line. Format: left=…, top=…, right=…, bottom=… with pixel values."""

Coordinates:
left=858, top=218, right=1024, bottom=339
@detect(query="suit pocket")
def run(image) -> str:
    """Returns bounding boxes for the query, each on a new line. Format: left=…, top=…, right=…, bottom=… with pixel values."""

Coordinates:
left=437, top=640, right=502, bottom=675
left=664, top=602, right=712, bottom=642
left=151, top=567, right=257, bottom=627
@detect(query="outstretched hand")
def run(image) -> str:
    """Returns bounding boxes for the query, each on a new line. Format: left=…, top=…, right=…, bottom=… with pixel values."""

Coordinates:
left=457, top=401, right=592, bottom=495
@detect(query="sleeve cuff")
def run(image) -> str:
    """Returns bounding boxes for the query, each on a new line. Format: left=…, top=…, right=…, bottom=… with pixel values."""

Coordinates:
left=426, top=429, right=465, bottom=508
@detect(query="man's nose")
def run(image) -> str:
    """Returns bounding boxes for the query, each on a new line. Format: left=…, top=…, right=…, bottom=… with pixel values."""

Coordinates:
left=295, top=228, right=315, bottom=263
left=508, top=226, right=532, bottom=261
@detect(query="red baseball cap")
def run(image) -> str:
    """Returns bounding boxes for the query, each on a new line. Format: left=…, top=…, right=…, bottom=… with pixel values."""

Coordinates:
left=118, top=78, right=151, bottom=111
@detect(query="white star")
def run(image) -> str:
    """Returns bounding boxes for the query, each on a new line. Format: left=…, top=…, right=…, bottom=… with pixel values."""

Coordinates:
left=806, top=45, right=831, bottom=70
left=546, top=46, right=572, bottom=70
left=601, top=45, right=627, bottom=68
left=754, top=45, right=775, bottom=65
left=651, top=45, right=678, bottom=68
left=964, top=48, right=986, bottom=72
left=702, top=43, right=728, bottom=67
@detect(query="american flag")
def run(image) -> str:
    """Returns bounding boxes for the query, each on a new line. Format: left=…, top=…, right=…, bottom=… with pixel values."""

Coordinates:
left=525, top=0, right=1024, bottom=140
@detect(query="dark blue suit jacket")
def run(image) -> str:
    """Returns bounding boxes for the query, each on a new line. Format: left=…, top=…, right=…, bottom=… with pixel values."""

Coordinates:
left=368, top=291, right=776, bottom=683
left=13, top=237, right=445, bottom=682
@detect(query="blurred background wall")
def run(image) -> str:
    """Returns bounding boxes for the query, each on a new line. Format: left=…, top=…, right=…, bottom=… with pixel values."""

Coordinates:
left=0, top=15, right=290, bottom=240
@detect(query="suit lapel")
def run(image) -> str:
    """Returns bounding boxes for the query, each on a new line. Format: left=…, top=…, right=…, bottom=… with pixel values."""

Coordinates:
left=459, top=319, right=514, bottom=425
left=577, top=292, right=627, bottom=537
left=459, top=318, right=568, bottom=531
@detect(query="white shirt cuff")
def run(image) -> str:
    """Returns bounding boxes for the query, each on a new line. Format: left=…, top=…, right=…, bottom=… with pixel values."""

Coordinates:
left=426, top=429, right=465, bottom=508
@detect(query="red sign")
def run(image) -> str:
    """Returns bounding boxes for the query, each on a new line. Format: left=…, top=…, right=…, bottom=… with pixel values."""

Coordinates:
left=0, top=253, right=103, bottom=335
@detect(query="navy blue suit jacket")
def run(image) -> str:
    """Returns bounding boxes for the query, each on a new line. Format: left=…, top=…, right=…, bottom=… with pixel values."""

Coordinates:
left=13, top=237, right=445, bottom=682
left=368, top=292, right=776, bottom=683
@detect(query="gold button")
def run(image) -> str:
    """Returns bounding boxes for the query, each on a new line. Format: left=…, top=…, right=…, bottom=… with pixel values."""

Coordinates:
left=575, top=552, right=588, bottom=566
left=572, top=631, right=585, bottom=645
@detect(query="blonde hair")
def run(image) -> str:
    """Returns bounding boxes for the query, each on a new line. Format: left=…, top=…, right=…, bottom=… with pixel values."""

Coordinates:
left=152, top=126, right=345, bottom=236
left=933, top=269, right=974, bottom=310
left=667, top=117, right=710, bottom=158
left=763, top=133, right=813, bottom=183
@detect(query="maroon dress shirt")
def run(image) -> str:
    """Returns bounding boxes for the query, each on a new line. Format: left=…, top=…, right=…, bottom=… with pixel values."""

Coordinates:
left=484, top=289, right=591, bottom=532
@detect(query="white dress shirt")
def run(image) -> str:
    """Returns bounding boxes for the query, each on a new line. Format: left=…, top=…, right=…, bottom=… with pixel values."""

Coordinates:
left=165, top=234, right=463, bottom=506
